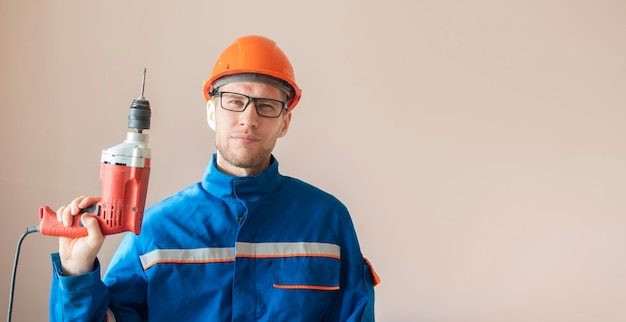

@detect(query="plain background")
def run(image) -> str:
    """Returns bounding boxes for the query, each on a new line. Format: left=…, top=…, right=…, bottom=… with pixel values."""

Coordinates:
left=1, top=0, right=625, bottom=321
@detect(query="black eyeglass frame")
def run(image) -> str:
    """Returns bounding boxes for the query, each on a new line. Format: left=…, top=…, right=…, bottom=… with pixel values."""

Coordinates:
left=216, top=91, right=287, bottom=118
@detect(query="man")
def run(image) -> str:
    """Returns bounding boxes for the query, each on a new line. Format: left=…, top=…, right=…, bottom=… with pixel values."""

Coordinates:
left=50, top=35, right=379, bottom=321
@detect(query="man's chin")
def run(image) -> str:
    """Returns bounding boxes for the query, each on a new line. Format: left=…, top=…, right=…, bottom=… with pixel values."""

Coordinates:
left=219, top=150, right=268, bottom=170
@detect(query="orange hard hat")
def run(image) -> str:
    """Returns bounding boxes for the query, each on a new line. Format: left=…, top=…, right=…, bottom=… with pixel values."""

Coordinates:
left=202, top=35, right=302, bottom=110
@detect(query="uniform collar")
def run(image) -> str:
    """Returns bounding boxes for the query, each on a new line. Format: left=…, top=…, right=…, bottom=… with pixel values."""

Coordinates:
left=201, top=153, right=282, bottom=202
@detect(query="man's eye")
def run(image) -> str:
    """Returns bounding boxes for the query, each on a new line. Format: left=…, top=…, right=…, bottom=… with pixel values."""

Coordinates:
left=258, top=103, right=277, bottom=110
left=226, top=99, right=245, bottom=106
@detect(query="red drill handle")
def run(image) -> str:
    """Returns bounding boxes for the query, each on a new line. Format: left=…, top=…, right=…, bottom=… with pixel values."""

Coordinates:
left=39, top=206, right=89, bottom=238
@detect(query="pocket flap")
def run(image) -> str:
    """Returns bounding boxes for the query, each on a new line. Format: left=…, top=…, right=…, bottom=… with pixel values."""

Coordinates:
left=273, top=257, right=340, bottom=291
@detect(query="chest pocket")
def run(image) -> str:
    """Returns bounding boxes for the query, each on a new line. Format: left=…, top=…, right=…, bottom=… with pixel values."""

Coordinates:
left=273, top=256, right=340, bottom=291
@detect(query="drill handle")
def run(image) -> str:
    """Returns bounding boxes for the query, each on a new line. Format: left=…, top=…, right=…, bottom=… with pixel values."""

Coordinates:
left=39, top=206, right=90, bottom=238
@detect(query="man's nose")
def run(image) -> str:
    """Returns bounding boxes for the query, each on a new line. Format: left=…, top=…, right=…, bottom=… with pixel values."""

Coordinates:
left=238, top=100, right=259, bottom=127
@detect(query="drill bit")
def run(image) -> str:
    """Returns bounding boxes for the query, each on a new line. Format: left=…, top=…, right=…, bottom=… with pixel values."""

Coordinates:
left=139, top=68, right=147, bottom=99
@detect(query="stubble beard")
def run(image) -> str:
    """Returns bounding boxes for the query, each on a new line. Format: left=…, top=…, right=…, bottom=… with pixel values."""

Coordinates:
left=216, top=140, right=276, bottom=171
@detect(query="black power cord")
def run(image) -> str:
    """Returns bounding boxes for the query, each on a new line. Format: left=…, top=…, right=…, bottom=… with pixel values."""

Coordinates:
left=7, top=226, right=39, bottom=322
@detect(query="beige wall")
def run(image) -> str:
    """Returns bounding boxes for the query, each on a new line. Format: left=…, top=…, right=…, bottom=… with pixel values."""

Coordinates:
left=1, top=0, right=625, bottom=321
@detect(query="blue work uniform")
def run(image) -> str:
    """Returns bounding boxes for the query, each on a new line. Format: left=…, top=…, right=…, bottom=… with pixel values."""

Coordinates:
left=50, top=154, right=379, bottom=321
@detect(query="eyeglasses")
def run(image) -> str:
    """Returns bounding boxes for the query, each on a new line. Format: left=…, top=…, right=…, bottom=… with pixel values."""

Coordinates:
left=216, top=91, right=287, bottom=118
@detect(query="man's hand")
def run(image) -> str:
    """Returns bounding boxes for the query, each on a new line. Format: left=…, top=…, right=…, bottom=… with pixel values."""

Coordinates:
left=56, top=196, right=105, bottom=276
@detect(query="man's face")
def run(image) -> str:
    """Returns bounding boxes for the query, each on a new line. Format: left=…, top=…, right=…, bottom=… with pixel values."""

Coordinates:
left=209, top=81, right=292, bottom=176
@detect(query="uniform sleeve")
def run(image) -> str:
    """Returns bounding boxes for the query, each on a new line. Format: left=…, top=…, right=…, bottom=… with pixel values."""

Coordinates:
left=49, top=232, right=149, bottom=322
left=327, top=216, right=380, bottom=321
left=49, top=253, right=109, bottom=322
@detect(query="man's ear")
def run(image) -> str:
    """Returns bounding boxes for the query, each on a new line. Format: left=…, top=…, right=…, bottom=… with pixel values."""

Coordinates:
left=278, top=110, right=292, bottom=138
left=206, top=100, right=216, bottom=131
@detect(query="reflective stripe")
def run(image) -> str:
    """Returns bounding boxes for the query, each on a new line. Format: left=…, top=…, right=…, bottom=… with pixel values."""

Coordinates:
left=273, top=284, right=340, bottom=291
left=140, top=242, right=340, bottom=270
left=140, top=247, right=235, bottom=270
left=236, top=242, right=341, bottom=259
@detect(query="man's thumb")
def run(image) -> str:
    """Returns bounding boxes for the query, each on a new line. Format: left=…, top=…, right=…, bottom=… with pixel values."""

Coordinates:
left=80, top=214, right=103, bottom=238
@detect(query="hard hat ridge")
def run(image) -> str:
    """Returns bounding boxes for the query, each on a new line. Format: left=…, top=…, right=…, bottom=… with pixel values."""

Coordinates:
left=209, top=73, right=293, bottom=102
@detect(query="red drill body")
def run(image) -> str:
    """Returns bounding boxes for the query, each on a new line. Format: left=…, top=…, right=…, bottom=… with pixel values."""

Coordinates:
left=97, top=160, right=150, bottom=235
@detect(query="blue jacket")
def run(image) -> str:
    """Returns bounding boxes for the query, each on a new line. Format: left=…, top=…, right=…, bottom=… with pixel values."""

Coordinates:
left=50, top=154, right=378, bottom=321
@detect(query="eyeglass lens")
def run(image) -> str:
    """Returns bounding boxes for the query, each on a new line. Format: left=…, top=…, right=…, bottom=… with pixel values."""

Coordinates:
left=219, top=92, right=285, bottom=118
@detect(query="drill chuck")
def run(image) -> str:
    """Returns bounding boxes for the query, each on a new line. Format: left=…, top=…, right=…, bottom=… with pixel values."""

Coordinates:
left=128, top=98, right=151, bottom=130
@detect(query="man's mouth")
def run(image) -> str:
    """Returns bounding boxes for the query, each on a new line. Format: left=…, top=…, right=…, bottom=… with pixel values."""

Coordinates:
left=232, top=133, right=261, bottom=144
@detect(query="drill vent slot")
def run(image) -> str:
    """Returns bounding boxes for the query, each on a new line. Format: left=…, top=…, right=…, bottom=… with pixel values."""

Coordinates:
left=101, top=204, right=123, bottom=228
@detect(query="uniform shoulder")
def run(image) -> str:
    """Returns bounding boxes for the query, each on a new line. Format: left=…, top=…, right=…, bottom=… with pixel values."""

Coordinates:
left=280, top=175, right=347, bottom=209
left=143, top=182, right=207, bottom=219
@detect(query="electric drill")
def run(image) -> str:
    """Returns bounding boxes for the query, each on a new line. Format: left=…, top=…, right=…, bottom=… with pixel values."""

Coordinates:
left=38, top=69, right=152, bottom=238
